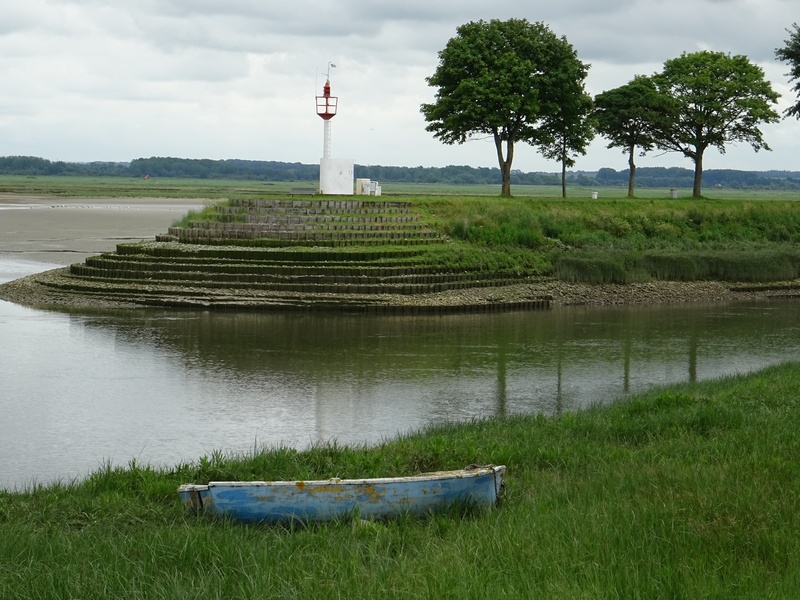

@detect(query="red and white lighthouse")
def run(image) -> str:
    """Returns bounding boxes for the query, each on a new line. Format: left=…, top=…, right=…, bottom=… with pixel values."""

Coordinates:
left=315, top=74, right=338, bottom=159
left=315, top=63, right=353, bottom=195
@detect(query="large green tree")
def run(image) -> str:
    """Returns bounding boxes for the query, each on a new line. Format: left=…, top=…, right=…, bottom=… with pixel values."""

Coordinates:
left=594, top=75, right=670, bottom=197
left=538, top=90, right=595, bottom=198
left=775, top=23, right=800, bottom=118
left=420, top=19, right=590, bottom=197
left=650, top=51, right=780, bottom=197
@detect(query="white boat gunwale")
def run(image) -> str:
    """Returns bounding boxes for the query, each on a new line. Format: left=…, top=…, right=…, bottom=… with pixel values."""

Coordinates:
left=178, top=465, right=504, bottom=492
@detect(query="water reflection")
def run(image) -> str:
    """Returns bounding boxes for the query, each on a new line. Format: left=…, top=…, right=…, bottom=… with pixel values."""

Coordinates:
left=2, top=262, right=799, bottom=490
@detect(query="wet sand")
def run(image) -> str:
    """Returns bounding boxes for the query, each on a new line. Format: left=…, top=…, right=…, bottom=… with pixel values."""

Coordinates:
left=0, top=194, right=204, bottom=265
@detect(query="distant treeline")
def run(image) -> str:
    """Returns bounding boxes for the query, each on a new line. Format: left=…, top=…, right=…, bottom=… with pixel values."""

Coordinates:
left=595, top=167, right=800, bottom=190
left=2, top=155, right=800, bottom=190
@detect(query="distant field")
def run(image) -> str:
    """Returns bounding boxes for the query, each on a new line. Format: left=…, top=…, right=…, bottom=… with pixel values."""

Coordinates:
left=2, top=175, right=800, bottom=201
left=0, top=175, right=278, bottom=199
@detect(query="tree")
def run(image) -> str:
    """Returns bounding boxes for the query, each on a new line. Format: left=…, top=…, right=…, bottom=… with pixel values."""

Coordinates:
left=775, top=23, right=800, bottom=119
left=536, top=39, right=594, bottom=198
left=650, top=51, right=780, bottom=197
left=421, top=19, right=590, bottom=197
left=594, top=76, right=670, bottom=197
left=538, top=90, right=595, bottom=198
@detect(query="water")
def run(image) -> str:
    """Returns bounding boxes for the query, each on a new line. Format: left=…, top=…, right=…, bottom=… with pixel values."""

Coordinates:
left=2, top=259, right=799, bottom=490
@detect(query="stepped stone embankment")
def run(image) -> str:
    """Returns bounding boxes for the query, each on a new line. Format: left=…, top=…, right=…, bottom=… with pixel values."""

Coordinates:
left=2, top=197, right=799, bottom=313
left=0, top=198, right=547, bottom=313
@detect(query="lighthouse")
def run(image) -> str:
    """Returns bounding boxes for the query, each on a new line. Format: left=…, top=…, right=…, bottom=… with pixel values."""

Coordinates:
left=315, top=64, right=354, bottom=195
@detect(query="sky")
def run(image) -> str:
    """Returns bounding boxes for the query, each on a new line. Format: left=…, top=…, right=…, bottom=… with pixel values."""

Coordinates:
left=1, top=0, right=799, bottom=173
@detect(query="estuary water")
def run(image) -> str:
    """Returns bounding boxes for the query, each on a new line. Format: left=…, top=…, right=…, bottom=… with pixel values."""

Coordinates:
left=2, top=258, right=799, bottom=491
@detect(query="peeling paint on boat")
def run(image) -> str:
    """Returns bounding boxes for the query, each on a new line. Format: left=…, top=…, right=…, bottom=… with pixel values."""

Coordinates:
left=178, top=465, right=506, bottom=524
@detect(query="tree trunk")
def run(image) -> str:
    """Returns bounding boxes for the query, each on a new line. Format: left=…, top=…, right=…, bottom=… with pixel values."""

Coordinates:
left=627, top=144, right=636, bottom=198
left=494, top=133, right=514, bottom=197
left=501, top=162, right=512, bottom=197
left=692, top=151, right=704, bottom=198
left=561, top=159, right=567, bottom=198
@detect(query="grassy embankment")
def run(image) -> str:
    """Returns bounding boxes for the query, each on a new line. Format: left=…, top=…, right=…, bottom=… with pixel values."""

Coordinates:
left=171, top=192, right=800, bottom=285
left=417, top=196, right=800, bottom=284
left=2, top=363, right=800, bottom=598
left=5, top=174, right=800, bottom=286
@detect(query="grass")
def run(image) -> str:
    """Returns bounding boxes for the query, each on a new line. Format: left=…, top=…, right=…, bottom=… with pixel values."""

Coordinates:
left=414, top=196, right=800, bottom=247
left=6, top=174, right=800, bottom=201
left=0, top=175, right=283, bottom=198
left=2, top=362, right=800, bottom=598
left=413, top=196, right=800, bottom=283
left=161, top=186, right=800, bottom=284
left=6, top=174, right=800, bottom=284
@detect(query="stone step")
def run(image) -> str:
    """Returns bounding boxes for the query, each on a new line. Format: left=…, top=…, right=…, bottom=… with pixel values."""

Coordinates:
left=216, top=206, right=414, bottom=217
left=40, top=276, right=551, bottom=314
left=166, top=227, right=440, bottom=242
left=66, top=266, right=515, bottom=295
left=85, top=255, right=476, bottom=277
left=116, top=242, right=426, bottom=262
left=226, top=199, right=413, bottom=212
left=181, top=221, right=427, bottom=232
left=71, top=263, right=510, bottom=287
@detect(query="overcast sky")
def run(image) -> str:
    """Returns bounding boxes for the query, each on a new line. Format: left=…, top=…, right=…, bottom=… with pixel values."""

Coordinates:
left=1, top=0, right=799, bottom=173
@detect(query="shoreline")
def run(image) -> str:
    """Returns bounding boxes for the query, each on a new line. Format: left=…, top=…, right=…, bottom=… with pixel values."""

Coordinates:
left=1, top=266, right=798, bottom=313
left=1, top=194, right=798, bottom=312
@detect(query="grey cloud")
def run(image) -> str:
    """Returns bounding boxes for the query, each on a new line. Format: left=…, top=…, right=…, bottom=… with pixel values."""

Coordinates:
left=1, top=0, right=797, bottom=169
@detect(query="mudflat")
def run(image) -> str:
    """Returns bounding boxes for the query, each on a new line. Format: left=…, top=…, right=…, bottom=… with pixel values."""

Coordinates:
left=0, top=195, right=204, bottom=265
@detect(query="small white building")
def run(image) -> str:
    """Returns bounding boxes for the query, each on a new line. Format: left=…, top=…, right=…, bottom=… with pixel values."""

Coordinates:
left=355, top=178, right=381, bottom=196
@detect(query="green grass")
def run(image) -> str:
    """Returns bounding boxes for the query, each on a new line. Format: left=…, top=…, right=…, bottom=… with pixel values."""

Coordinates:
left=414, top=196, right=800, bottom=247
left=6, top=174, right=800, bottom=201
left=5, top=175, right=800, bottom=284
left=412, top=196, right=800, bottom=283
left=0, top=175, right=285, bottom=198
left=163, top=187, right=800, bottom=284
left=2, top=362, right=800, bottom=598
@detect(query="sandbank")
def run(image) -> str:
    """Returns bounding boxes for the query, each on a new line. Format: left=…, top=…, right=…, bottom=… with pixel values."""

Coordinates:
left=0, top=195, right=204, bottom=265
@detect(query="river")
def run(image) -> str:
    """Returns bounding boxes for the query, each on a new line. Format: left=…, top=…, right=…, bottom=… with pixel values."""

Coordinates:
left=2, top=257, right=799, bottom=490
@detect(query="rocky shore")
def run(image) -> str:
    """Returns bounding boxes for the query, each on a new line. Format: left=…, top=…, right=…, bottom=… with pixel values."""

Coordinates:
left=1, top=266, right=797, bottom=313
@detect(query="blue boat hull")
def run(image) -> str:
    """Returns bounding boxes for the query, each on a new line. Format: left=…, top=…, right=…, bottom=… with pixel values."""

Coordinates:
left=178, top=465, right=506, bottom=524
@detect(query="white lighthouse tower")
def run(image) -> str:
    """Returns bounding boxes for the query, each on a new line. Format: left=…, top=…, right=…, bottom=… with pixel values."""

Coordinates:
left=316, top=64, right=354, bottom=195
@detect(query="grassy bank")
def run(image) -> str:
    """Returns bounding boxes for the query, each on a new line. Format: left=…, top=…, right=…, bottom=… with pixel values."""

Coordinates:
left=4, top=175, right=800, bottom=285
left=414, top=196, right=800, bottom=284
left=170, top=193, right=800, bottom=285
left=2, top=362, right=799, bottom=598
